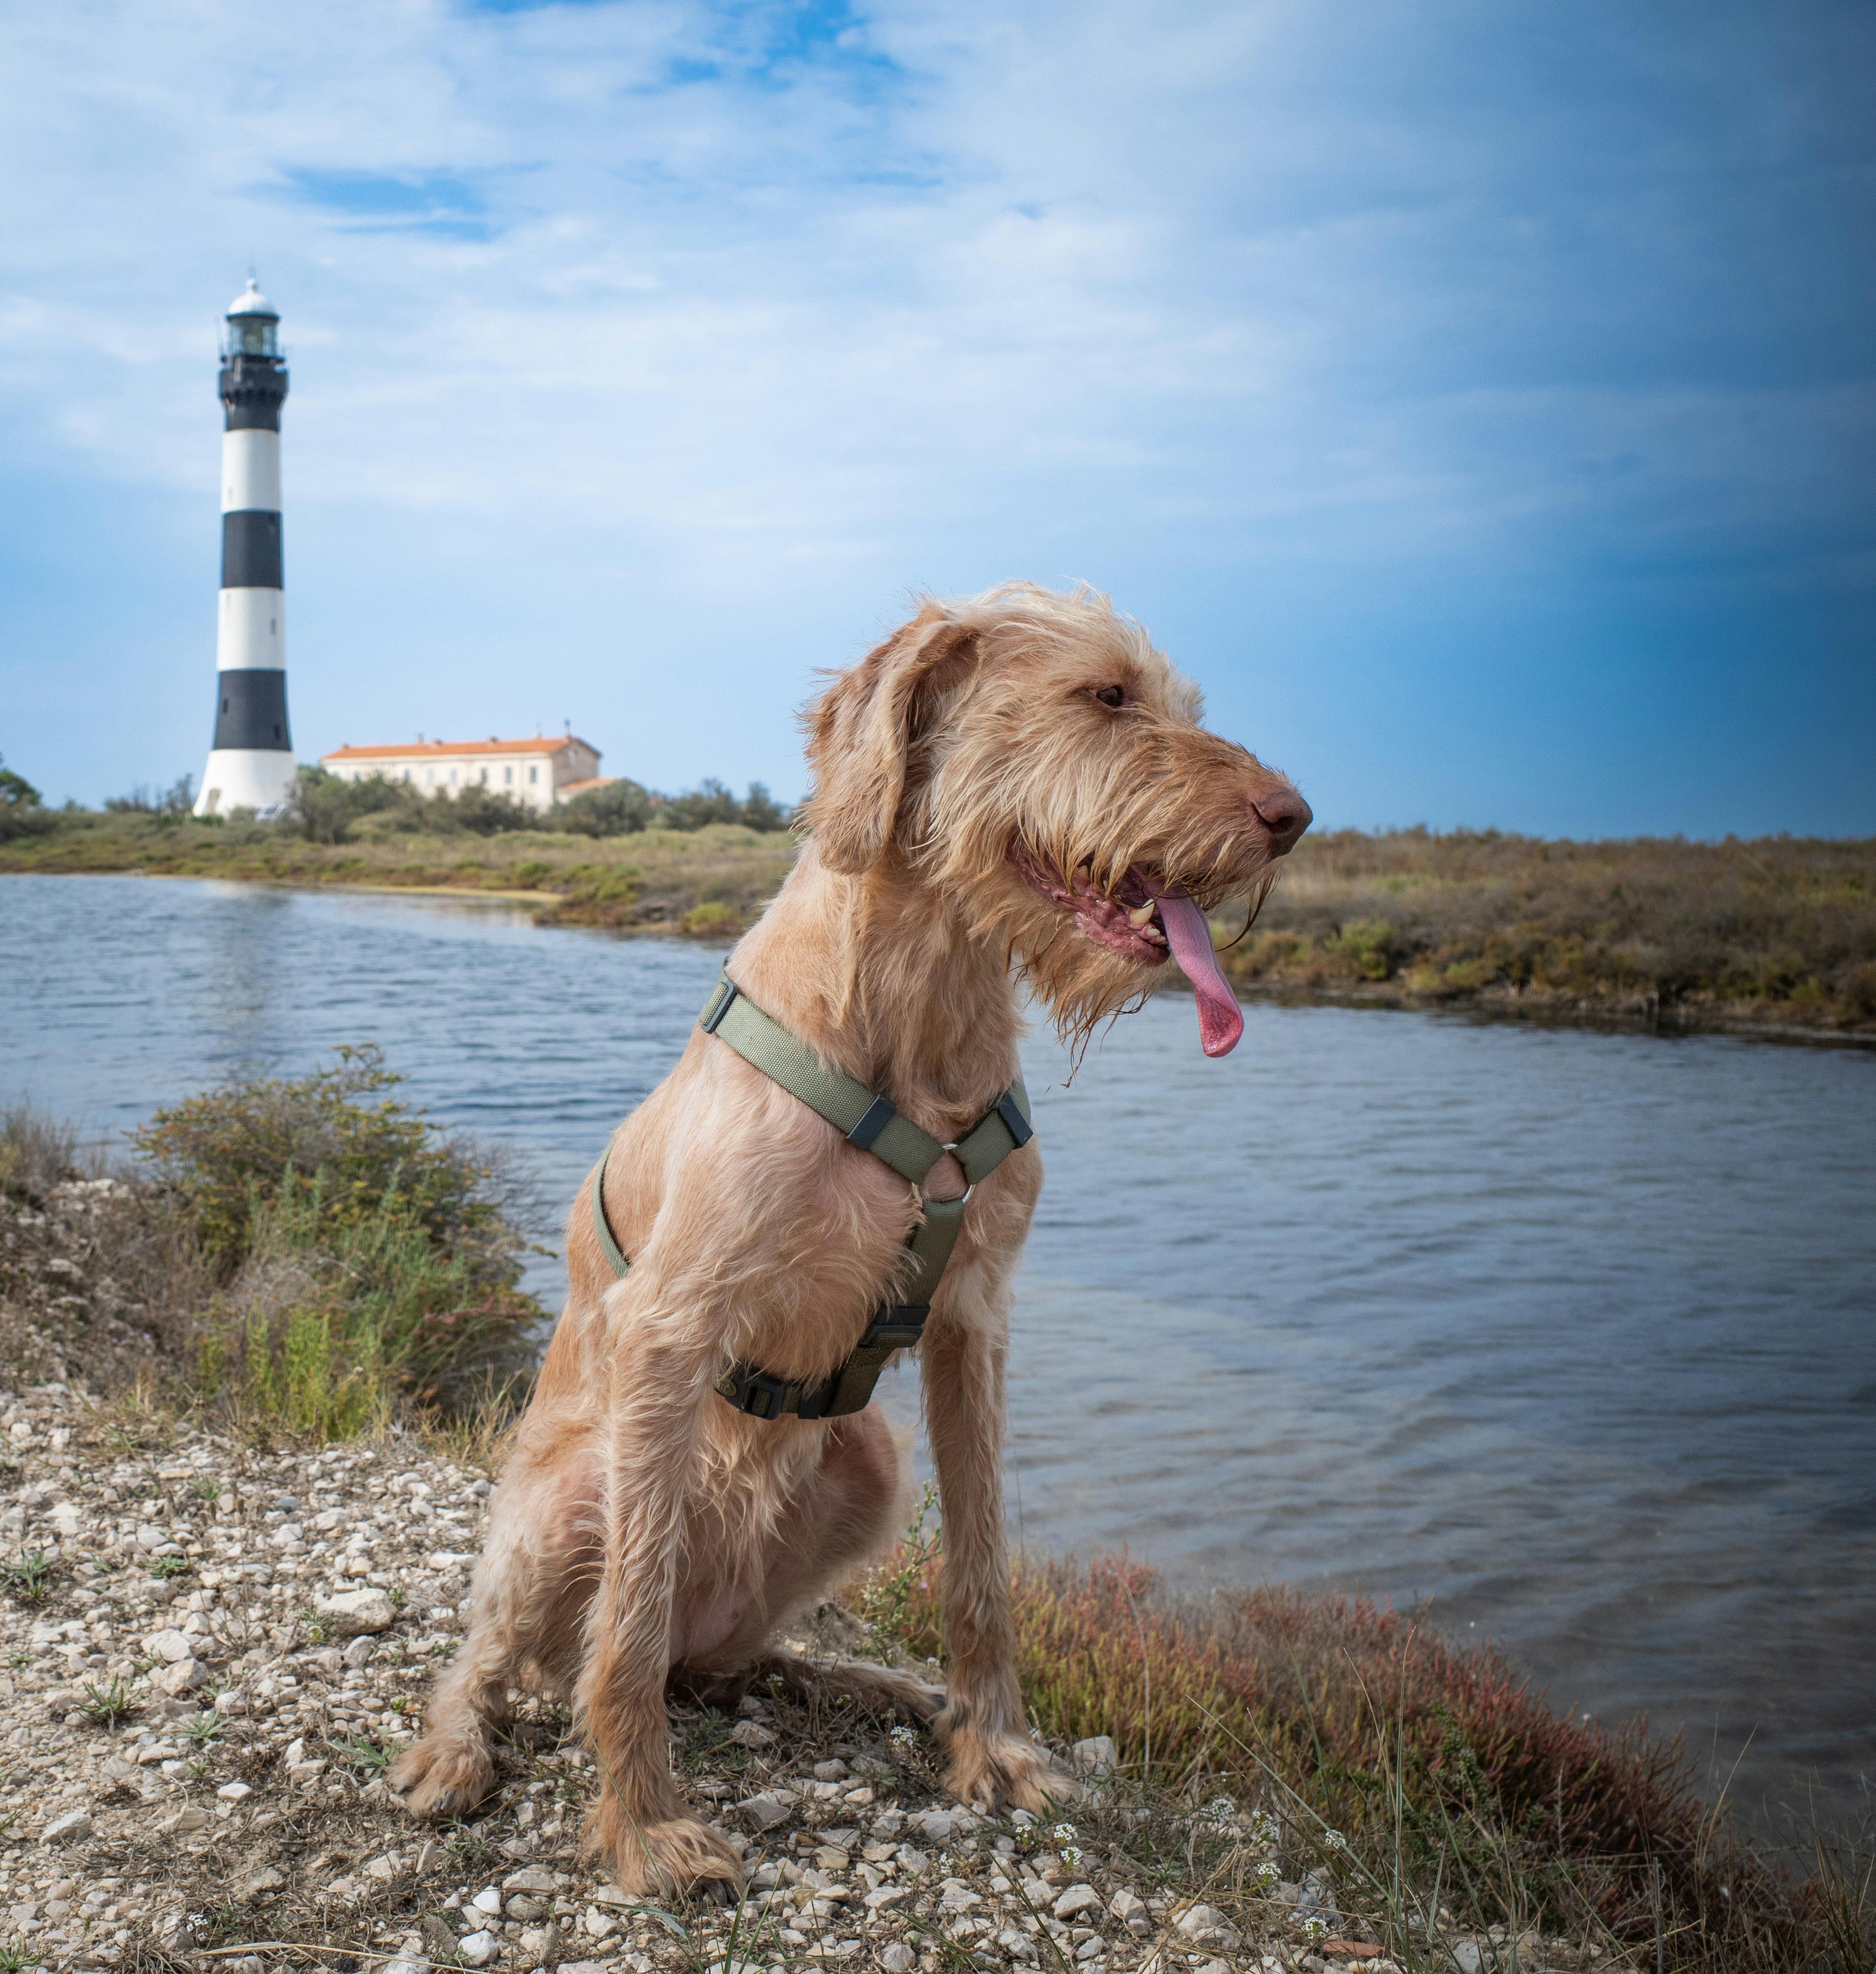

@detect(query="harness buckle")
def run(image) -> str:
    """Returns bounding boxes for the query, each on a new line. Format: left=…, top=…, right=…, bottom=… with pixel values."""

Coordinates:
left=721, top=1365, right=790, bottom=1419
left=994, top=1090, right=1034, bottom=1149
left=861, top=1305, right=929, bottom=1351
left=847, top=1093, right=898, bottom=1152
left=700, top=978, right=740, bottom=1034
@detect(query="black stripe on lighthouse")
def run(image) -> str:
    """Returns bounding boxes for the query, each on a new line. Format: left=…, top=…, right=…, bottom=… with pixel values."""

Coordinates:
left=222, top=510, right=283, bottom=589
left=213, top=669, right=293, bottom=752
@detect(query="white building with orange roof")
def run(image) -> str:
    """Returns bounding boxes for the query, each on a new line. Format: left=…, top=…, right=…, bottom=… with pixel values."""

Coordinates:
left=319, top=730, right=603, bottom=815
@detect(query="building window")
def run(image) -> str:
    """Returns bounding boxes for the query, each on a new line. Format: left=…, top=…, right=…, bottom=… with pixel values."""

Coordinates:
left=528, top=765, right=538, bottom=784
left=426, top=769, right=435, bottom=786
left=504, top=766, right=513, bottom=786
left=449, top=767, right=457, bottom=785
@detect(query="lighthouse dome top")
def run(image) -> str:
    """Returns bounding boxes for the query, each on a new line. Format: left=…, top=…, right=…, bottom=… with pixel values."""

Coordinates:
left=227, top=279, right=277, bottom=321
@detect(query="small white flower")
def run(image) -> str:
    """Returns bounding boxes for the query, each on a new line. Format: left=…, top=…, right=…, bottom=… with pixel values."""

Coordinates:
left=1322, top=1827, right=1349, bottom=1852
left=890, top=1724, right=917, bottom=1748
left=1059, top=1845, right=1084, bottom=1867
left=1254, top=1860, right=1282, bottom=1887
left=1049, top=1821, right=1079, bottom=1843
left=1300, top=1912, right=1330, bottom=1937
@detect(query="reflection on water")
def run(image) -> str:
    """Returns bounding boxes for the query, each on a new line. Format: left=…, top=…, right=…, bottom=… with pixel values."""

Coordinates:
left=4, top=873, right=1873, bottom=1826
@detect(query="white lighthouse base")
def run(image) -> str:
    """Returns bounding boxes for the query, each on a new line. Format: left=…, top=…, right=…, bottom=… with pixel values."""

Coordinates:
left=195, top=749, right=298, bottom=819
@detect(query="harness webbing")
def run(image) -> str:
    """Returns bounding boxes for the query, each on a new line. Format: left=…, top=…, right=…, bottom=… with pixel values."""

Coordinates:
left=591, top=972, right=1034, bottom=1423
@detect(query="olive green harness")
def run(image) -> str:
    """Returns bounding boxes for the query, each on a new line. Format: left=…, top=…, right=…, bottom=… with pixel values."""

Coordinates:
left=590, top=973, right=1034, bottom=1422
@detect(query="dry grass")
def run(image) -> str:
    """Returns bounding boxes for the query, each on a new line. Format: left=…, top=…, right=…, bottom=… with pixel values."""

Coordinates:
left=7, top=813, right=1874, bottom=1037
left=0, top=809, right=798, bottom=938
left=855, top=1548, right=1876, bottom=1974
left=1234, top=829, right=1876, bottom=1035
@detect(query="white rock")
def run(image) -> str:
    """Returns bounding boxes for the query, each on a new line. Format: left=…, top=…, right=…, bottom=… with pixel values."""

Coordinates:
left=382, top=1960, right=430, bottom=1974
left=1070, top=1734, right=1118, bottom=1778
left=457, top=1930, right=498, bottom=1966
left=341, top=1633, right=377, bottom=1667
left=152, top=1656, right=207, bottom=1694
left=217, top=1782, right=253, bottom=1801
left=470, top=1884, right=504, bottom=1914
left=1053, top=1883, right=1101, bottom=1921
left=144, top=1627, right=192, bottom=1662
left=1110, top=1886, right=1152, bottom=1936
left=726, top=1718, right=774, bottom=1748
left=1175, top=1903, right=1242, bottom=1949
left=42, top=1809, right=92, bottom=1844
left=879, top=1949, right=916, bottom=1973
left=161, top=1804, right=213, bottom=1833
left=502, top=1865, right=558, bottom=1894
left=315, top=1587, right=395, bottom=1636
left=812, top=1757, right=849, bottom=1780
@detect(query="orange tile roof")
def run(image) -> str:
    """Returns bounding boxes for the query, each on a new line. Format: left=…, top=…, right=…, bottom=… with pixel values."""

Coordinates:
left=321, top=736, right=597, bottom=762
left=556, top=776, right=619, bottom=797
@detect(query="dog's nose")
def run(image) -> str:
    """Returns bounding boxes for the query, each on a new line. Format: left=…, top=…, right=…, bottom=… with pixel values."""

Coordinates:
left=1251, top=787, right=1312, bottom=854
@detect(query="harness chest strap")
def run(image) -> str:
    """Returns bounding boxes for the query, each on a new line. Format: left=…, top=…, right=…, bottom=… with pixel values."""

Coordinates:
left=590, top=973, right=1034, bottom=1421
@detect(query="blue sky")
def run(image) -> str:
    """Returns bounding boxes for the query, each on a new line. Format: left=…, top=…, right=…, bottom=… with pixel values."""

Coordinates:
left=1, top=0, right=1871, bottom=835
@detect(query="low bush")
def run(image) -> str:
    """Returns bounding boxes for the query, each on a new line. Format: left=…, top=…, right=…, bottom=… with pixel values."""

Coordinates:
left=0, top=754, right=56, bottom=842
left=133, top=1045, right=514, bottom=1277
left=658, top=778, right=790, bottom=833
left=128, top=1049, right=544, bottom=1433
left=559, top=777, right=653, bottom=836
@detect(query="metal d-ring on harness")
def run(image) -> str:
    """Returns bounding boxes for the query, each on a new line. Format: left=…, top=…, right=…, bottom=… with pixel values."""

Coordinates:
left=589, top=973, right=1035, bottom=1423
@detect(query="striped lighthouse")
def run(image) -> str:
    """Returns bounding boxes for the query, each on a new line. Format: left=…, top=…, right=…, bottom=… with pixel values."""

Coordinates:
left=194, top=279, right=296, bottom=817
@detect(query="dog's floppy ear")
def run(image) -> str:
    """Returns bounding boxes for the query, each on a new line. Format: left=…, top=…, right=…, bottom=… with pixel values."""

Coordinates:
left=803, top=605, right=978, bottom=873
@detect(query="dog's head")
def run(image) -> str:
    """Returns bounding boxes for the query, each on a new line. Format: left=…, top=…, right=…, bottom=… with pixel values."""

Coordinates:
left=803, top=582, right=1310, bottom=1056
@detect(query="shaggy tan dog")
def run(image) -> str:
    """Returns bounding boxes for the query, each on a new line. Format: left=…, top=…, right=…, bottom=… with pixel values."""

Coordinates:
left=391, top=582, right=1311, bottom=1896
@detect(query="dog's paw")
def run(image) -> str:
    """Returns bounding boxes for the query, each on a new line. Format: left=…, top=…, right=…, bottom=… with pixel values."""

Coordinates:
left=941, top=1728, right=1079, bottom=1817
left=587, top=1806, right=745, bottom=1900
left=390, top=1734, right=497, bottom=1820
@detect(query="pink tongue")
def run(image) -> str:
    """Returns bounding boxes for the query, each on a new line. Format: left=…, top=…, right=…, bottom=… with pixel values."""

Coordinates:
left=1153, top=887, right=1244, bottom=1057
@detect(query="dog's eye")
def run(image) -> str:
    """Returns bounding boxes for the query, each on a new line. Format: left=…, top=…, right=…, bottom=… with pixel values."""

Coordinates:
left=1092, top=685, right=1125, bottom=709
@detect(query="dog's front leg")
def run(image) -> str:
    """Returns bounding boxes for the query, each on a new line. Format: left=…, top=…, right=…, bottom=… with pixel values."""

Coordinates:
left=576, top=1322, right=743, bottom=1898
left=923, top=1298, right=1074, bottom=1815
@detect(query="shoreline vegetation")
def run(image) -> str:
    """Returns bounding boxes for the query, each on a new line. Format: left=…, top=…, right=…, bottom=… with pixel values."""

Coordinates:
left=2, top=1068, right=1873, bottom=1973
left=3, top=764, right=1873, bottom=1043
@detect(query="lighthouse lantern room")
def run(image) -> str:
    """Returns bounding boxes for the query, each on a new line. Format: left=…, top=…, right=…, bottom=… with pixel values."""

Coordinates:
left=194, top=279, right=297, bottom=817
